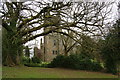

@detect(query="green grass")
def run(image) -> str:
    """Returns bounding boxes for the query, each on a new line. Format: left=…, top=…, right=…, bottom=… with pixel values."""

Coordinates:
left=2, top=66, right=118, bottom=78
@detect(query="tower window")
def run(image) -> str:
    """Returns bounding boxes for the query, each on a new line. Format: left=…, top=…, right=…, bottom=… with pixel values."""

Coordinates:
left=53, top=50, right=58, bottom=55
left=52, top=50, right=54, bottom=54
left=53, top=40, right=56, bottom=46
left=56, top=51, right=57, bottom=54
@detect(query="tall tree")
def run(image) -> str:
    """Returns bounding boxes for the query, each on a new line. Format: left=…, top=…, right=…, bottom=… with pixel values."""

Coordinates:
left=60, top=29, right=77, bottom=56
left=100, top=2, right=120, bottom=74
left=1, top=1, right=113, bottom=66
left=80, top=34, right=99, bottom=59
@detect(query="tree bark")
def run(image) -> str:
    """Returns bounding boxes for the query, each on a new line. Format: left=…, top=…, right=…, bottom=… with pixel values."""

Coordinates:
left=5, top=54, right=15, bottom=67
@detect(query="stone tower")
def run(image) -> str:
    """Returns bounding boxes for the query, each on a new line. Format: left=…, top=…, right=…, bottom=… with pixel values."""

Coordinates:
left=40, top=11, right=63, bottom=62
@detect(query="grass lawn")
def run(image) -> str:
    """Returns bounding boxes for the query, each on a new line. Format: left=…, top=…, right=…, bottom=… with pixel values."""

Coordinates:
left=2, top=66, right=118, bottom=78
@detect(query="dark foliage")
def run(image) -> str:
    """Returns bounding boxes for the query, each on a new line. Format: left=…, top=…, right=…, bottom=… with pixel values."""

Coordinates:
left=100, top=19, right=120, bottom=75
left=31, top=57, right=41, bottom=64
left=22, top=57, right=31, bottom=64
left=50, top=54, right=103, bottom=71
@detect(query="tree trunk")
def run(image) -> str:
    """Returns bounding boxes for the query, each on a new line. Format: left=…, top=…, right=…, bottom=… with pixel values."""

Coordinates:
left=2, top=30, right=23, bottom=66
left=64, top=50, right=68, bottom=56
left=16, top=53, right=21, bottom=65
left=4, top=49, right=22, bottom=66
left=5, top=54, right=15, bottom=67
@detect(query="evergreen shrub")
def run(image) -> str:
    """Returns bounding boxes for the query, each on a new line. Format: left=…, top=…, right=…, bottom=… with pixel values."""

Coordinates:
left=50, top=54, right=103, bottom=71
left=31, top=56, right=41, bottom=63
left=22, top=57, right=31, bottom=64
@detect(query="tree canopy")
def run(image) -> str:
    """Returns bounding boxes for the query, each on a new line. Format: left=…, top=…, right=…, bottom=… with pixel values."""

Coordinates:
left=1, top=0, right=114, bottom=66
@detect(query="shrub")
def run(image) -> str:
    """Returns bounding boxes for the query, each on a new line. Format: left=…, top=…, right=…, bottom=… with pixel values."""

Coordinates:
left=105, top=59, right=117, bottom=74
left=63, top=54, right=81, bottom=69
left=31, top=56, right=41, bottom=64
left=22, top=57, right=31, bottom=64
left=50, top=54, right=66, bottom=67
left=82, top=59, right=103, bottom=71
left=50, top=54, right=103, bottom=71
left=24, top=62, right=51, bottom=67
left=40, top=62, right=51, bottom=68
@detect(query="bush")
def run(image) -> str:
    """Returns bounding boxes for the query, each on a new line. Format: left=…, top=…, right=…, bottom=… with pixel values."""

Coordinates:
left=31, top=57, right=41, bottom=64
left=50, top=55, right=66, bottom=67
left=40, top=62, right=51, bottom=68
left=24, top=62, right=51, bottom=67
left=63, top=54, right=81, bottom=69
left=50, top=54, right=103, bottom=71
left=82, top=59, right=103, bottom=71
left=22, top=57, right=31, bottom=64
left=105, top=59, right=117, bottom=74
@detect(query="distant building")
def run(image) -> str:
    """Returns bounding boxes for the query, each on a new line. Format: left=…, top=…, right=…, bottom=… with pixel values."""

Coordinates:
left=34, top=11, right=77, bottom=62
left=40, top=32, right=63, bottom=62
left=33, top=11, right=63, bottom=62
left=34, top=47, right=42, bottom=59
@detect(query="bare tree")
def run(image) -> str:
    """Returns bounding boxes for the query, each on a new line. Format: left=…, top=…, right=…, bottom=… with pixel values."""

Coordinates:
left=60, top=29, right=78, bottom=56
left=1, top=0, right=113, bottom=66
